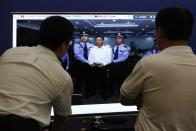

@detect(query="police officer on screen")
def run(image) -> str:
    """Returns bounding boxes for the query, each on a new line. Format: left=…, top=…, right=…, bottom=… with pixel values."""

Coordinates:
left=109, top=32, right=130, bottom=96
left=113, top=33, right=130, bottom=64
left=60, top=52, right=70, bottom=70
left=73, top=31, right=94, bottom=94
left=74, top=31, right=94, bottom=63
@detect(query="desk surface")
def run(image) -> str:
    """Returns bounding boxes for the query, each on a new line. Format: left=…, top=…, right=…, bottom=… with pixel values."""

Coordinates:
left=51, top=103, right=138, bottom=116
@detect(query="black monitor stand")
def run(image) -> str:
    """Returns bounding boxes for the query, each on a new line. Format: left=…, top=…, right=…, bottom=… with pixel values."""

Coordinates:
left=84, top=116, right=105, bottom=131
left=81, top=114, right=136, bottom=131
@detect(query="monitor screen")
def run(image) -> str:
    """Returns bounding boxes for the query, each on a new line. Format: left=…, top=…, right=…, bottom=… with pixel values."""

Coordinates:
left=12, top=12, right=157, bottom=115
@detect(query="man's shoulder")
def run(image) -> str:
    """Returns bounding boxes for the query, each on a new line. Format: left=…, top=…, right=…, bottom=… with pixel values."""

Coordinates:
left=104, top=45, right=111, bottom=48
left=74, top=42, right=85, bottom=47
left=141, top=53, right=163, bottom=64
left=4, top=46, right=31, bottom=53
left=45, top=59, right=71, bottom=80
left=91, top=45, right=98, bottom=49
left=1, top=46, right=36, bottom=60
left=123, top=44, right=130, bottom=48
left=74, top=43, right=82, bottom=47
left=87, top=42, right=94, bottom=46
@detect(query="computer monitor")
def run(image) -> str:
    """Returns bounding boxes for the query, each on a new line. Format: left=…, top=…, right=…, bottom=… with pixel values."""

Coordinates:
left=12, top=12, right=157, bottom=115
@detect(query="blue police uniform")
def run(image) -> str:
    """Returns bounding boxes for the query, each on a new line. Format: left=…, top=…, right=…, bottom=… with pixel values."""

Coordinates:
left=112, top=32, right=130, bottom=63
left=61, top=53, right=69, bottom=65
left=112, top=44, right=130, bottom=63
left=60, top=52, right=70, bottom=70
left=73, top=41, right=94, bottom=63
left=144, top=49, right=160, bottom=57
left=108, top=33, right=131, bottom=97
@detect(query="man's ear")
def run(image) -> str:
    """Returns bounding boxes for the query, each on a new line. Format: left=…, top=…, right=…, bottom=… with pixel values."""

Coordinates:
left=61, top=42, right=69, bottom=52
left=156, top=26, right=161, bottom=39
left=56, top=42, right=69, bottom=57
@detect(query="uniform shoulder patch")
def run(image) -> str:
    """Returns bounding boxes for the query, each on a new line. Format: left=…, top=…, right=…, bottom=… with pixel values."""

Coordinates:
left=77, top=43, right=83, bottom=47
left=123, top=45, right=128, bottom=48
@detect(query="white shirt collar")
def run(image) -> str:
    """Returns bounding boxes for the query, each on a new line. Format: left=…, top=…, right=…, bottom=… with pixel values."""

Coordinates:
left=94, top=45, right=105, bottom=49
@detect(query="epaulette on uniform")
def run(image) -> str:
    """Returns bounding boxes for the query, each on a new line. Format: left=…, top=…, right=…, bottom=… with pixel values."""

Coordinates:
left=123, top=45, right=128, bottom=48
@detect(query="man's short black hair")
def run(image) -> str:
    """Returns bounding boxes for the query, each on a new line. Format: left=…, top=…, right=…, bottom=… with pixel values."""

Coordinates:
left=95, top=34, right=104, bottom=40
left=156, top=7, right=194, bottom=41
left=40, top=16, right=74, bottom=51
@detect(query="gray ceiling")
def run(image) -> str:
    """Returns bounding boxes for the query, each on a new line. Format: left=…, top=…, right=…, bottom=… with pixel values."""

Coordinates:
left=17, top=14, right=156, bottom=37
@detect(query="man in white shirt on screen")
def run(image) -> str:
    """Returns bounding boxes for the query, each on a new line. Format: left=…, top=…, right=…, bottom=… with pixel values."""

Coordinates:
left=88, top=34, right=112, bottom=100
left=120, top=7, right=196, bottom=131
left=88, top=34, right=112, bottom=67
left=0, top=16, right=74, bottom=131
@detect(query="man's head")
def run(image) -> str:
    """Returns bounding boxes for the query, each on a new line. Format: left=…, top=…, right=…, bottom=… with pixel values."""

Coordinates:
left=115, top=33, right=125, bottom=45
left=80, top=31, right=89, bottom=42
left=39, top=16, right=74, bottom=57
left=95, top=34, right=104, bottom=47
left=155, top=7, right=194, bottom=50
